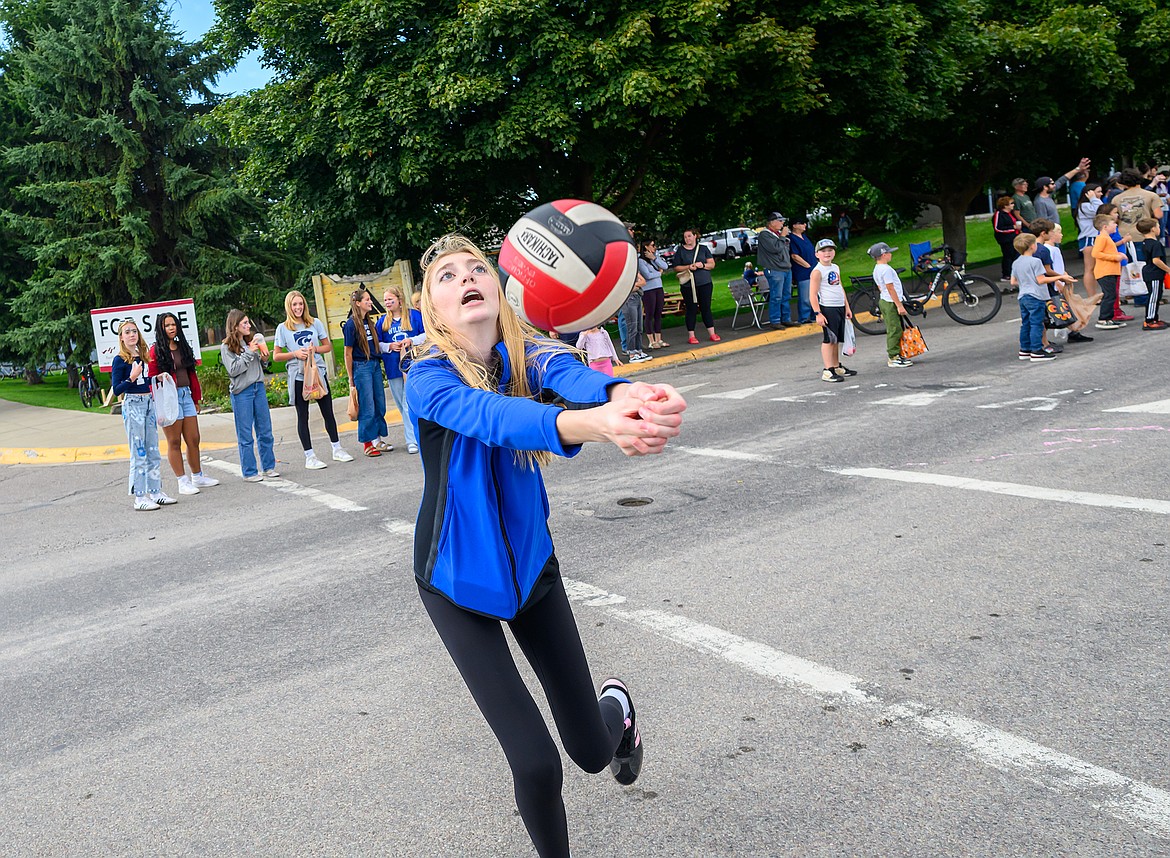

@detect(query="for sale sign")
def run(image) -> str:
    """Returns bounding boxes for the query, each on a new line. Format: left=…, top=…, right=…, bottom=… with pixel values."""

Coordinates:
left=90, top=299, right=201, bottom=371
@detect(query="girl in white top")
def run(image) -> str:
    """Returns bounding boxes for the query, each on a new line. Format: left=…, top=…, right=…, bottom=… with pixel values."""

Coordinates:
left=809, top=238, right=855, bottom=382
left=1076, top=183, right=1104, bottom=297
left=273, top=290, right=354, bottom=469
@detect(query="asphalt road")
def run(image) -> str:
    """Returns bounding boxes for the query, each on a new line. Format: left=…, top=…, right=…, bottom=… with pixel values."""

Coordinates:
left=3, top=299, right=1169, bottom=857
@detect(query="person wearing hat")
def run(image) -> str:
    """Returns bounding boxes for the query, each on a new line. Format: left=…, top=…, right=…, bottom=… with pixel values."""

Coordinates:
left=809, top=237, right=856, bottom=382
left=789, top=216, right=817, bottom=323
left=757, top=211, right=799, bottom=329
left=868, top=242, right=913, bottom=367
left=1011, top=179, right=1036, bottom=229
left=1034, top=159, right=1092, bottom=224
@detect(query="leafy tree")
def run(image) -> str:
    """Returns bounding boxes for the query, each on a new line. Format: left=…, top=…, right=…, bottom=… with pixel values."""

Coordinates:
left=0, top=0, right=291, bottom=381
left=803, top=0, right=1140, bottom=261
left=211, top=0, right=819, bottom=267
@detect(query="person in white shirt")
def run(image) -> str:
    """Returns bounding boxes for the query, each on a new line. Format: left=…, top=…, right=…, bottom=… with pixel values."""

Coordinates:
left=868, top=242, right=913, bottom=367
left=809, top=238, right=855, bottom=382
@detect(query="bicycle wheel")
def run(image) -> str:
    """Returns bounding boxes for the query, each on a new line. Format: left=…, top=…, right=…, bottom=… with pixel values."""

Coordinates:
left=79, top=377, right=94, bottom=408
left=849, top=287, right=886, bottom=335
left=942, top=273, right=1002, bottom=325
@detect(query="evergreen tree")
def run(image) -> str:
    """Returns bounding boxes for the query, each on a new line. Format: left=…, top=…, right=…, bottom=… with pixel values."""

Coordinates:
left=0, top=0, right=291, bottom=378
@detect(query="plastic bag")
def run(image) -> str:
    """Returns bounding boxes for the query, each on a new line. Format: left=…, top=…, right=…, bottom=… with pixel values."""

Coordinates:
left=152, top=373, right=179, bottom=427
left=302, top=355, right=325, bottom=401
left=1048, top=326, right=1070, bottom=346
left=1120, top=261, right=1147, bottom=298
left=842, top=321, right=857, bottom=356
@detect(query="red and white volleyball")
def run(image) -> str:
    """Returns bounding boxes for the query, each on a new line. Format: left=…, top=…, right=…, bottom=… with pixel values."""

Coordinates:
left=498, top=199, right=637, bottom=331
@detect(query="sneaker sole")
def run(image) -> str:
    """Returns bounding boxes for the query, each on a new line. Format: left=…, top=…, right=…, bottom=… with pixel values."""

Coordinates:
left=599, top=678, right=643, bottom=786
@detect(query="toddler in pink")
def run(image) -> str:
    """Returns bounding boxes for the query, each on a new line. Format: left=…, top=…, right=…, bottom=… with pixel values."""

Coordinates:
left=576, top=326, right=621, bottom=376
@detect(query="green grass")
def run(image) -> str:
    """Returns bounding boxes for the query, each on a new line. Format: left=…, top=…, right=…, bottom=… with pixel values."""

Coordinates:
left=658, top=209, right=1076, bottom=327
left=0, top=371, right=107, bottom=412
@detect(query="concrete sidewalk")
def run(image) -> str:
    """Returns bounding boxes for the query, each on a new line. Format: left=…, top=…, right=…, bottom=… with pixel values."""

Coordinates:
left=0, top=319, right=823, bottom=464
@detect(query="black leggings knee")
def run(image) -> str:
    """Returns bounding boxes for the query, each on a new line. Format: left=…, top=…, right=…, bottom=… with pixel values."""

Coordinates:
left=292, top=379, right=339, bottom=450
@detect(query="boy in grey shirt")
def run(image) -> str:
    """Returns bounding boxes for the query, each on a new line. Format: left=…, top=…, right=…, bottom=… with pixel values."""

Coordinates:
left=1011, top=233, right=1063, bottom=362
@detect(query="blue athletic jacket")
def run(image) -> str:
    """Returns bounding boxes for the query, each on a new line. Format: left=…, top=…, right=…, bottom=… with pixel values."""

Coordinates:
left=406, top=343, right=625, bottom=620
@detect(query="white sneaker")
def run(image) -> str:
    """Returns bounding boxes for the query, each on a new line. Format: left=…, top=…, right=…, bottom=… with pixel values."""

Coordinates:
left=630, top=351, right=652, bottom=363
left=263, top=468, right=281, bottom=478
left=243, top=474, right=264, bottom=482
left=133, top=496, right=160, bottom=511
left=305, top=455, right=327, bottom=470
left=177, top=476, right=200, bottom=495
left=407, top=443, right=419, bottom=454
left=191, top=473, right=220, bottom=488
left=332, top=447, right=355, bottom=463
left=149, top=491, right=177, bottom=505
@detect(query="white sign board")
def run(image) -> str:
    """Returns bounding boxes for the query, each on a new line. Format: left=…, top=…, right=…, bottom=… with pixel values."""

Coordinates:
left=90, top=299, right=201, bottom=371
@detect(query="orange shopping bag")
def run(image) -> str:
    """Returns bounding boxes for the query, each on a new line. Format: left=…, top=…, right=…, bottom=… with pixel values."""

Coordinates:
left=899, top=319, right=928, bottom=359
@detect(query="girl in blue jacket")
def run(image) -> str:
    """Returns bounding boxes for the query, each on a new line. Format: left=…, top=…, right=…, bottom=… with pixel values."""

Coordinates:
left=406, top=233, right=686, bottom=858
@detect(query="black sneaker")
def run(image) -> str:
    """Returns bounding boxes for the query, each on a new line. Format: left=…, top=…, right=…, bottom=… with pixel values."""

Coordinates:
left=820, top=368, right=844, bottom=383
left=833, top=364, right=858, bottom=377
left=1067, top=331, right=1093, bottom=343
left=600, top=678, right=643, bottom=785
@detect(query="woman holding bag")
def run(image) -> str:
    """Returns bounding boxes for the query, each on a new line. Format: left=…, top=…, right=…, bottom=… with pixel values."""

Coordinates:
left=220, top=310, right=279, bottom=482
left=273, top=290, right=354, bottom=470
left=377, top=284, right=426, bottom=454
left=111, top=320, right=175, bottom=510
left=672, top=228, right=718, bottom=344
left=150, top=313, right=219, bottom=495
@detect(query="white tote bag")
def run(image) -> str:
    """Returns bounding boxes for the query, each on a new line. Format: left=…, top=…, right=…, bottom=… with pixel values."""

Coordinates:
left=1120, top=243, right=1147, bottom=298
left=152, top=373, right=180, bottom=427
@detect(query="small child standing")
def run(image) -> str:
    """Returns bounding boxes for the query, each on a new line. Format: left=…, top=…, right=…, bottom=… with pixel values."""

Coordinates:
left=1041, top=222, right=1094, bottom=344
left=576, top=325, right=622, bottom=376
left=1137, top=217, right=1170, bottom=330
left=809, top=238, right=856, bottom=382
left=867, top=241, right=912, bottom=368
left=1012, top=233, right=1063, bottom=361
left=1092, top=212, right=1129, bottom=329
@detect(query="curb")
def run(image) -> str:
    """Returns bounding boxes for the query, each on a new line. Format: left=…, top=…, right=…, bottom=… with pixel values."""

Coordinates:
left=1, top=324, right=821, bottom=465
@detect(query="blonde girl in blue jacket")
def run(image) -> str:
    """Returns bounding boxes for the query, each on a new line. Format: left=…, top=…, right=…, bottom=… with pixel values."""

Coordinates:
left=406, top=233, right=686, bottom=858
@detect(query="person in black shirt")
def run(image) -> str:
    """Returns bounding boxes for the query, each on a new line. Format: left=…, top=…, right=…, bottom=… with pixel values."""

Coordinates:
left=1136, top=217, right=1170, bottom=330
left=672, top=228, right=719, bottom=344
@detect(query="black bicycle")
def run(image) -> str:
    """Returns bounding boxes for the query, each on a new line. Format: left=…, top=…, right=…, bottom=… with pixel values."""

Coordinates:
left=78, top=363, right=100, bottom=408
left=850, top=244, right=1002, bottom=335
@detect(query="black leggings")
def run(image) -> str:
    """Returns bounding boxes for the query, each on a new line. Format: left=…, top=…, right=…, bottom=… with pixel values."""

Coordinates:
left=996, top=235, right=1018, bottom=279
left=642, top=288, right=665, bottom=334
left=292, top=378, right=339, bottom=450
left=683, top=281, right=715, bottom=331
left=418, top=575, right=626, bottom=858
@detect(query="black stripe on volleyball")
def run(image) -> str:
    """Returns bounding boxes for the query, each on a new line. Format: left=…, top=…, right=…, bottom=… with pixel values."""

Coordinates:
left=523, top=201, right=632, bottom=273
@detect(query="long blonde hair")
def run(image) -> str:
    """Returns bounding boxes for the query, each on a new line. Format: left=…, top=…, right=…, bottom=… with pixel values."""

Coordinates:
left=417, top=233, right=568, bottom=468
left=117, top=320, right=147, bottom=364
left=381, top=283, right=414, bottom=334
left=283, top=290, right=315, bottom=330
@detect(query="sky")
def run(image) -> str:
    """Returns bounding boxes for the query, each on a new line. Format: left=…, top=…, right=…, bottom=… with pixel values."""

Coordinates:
left=166, top=0, right=272, bottom=94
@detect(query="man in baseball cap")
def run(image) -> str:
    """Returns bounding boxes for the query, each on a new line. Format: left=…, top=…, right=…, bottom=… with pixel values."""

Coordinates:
left=758, top=212, right=798, bottom=327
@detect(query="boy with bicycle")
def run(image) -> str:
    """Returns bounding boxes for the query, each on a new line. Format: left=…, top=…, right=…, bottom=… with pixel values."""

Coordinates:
left=868, top=241, right=913, bottom=367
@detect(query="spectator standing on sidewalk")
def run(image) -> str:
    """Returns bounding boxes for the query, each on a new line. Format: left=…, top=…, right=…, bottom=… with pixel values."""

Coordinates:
left=617, top=221, right=650, bottom=361
left=672, top=228, right=719, bottom=344
left=810, top=238, right=855, bottom=382
left=1092, top=213, right=1128, bottom=330
left=150, top=312, right=220, bottom=496
left=1033, top=159, right=1092, bottom=224
left=344, top=288, right=391, bottom=457
left=758, top=212, right=798, bottom=329
left=1076, top=183, right=1104, bottom=297
left=221, top=310, right=279, bottom=482
left=273, top=290, right=354, bottom=470
left=993, top=196, right=1023, bottom=283
left=1011, top=233, right=1063, bottom=362
left=112, top=319, right=175, bottom=510
left=378, top=284, right=428, bottom=453
left=638, top=239, right=669, bottom=349
left=1012, top=178, right=1036, bottom=230
left=789, top=216, right=816, bottom=323
left=1136, top=217, right=1170, bottom=330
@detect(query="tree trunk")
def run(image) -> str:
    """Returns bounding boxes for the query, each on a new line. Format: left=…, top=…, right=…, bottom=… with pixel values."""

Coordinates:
left=67, top=366, right=79, bottom=389
left=939, top=193, right=976, bottom=265
left=23, top=366, right=44, bottom=385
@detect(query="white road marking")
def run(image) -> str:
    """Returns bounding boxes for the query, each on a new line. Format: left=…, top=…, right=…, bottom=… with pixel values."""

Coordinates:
left=832, top=467, right=1170, bottom=515
left=673, top=382, right=711, bottom=394
left=872, top=386, right=985, bottom=407
left=382, top=519, right=415, bottom=536
left=978, top=390, right=1075, bottom=412
left=674, top=446, right=771, bottom=462
left=1105, top=398, right=1170, bottom=414
left=771, top=391, right=838, bottom=402
left=699, top=383, right=778, bottom=400
left=560, top=580, right=1170, bottom=839
left=201, top=459, right=369, bottom=512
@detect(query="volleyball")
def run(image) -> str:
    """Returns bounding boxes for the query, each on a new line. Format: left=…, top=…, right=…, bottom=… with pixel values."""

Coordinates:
left=498, top=200, right=638, bottom=332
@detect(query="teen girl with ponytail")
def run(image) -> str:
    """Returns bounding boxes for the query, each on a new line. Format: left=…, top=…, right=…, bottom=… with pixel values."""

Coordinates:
left=342, top=288, right=389, bottom=457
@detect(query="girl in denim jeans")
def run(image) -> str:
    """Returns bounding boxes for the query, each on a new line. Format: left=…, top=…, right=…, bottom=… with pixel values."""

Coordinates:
left=111, top=320, right=174, bottom=510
